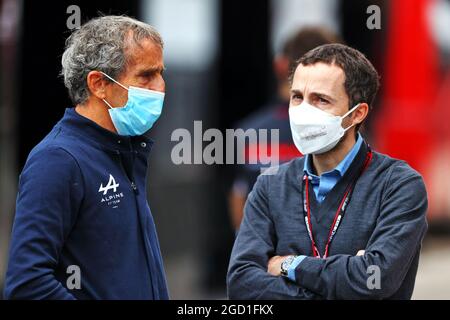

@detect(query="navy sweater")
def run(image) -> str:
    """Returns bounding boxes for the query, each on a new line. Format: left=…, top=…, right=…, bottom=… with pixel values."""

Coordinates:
left=227, top=141, right=428, bottom=299
left=4, top=108, right=169, bottom=300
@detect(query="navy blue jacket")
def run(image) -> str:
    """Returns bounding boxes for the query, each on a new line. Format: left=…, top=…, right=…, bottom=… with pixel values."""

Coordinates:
left=4, top=108, right=169, bottom=300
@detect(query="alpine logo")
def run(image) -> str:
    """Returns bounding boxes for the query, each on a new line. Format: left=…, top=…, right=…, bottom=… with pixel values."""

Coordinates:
left=99, top=174, right=124, bottom=209
left=98, top=174, right=120, bottom=195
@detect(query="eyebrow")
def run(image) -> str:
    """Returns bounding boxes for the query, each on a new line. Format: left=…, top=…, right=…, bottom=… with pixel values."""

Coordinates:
left=290, top=89, right=336, bottom=103
left=137, top=66, right=166, bottom=76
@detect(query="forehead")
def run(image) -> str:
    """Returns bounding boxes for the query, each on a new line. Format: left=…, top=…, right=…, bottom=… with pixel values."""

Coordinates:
left=125, top=37, right=164, bottom=70
left=292, top=62, right=345, bottom=95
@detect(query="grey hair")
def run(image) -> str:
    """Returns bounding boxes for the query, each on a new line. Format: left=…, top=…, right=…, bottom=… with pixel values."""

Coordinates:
left=61, top=15, right=163, bottom=105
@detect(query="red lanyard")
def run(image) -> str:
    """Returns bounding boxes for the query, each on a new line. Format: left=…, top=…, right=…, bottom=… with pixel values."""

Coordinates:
left=302, top=148, right=373, bottom=258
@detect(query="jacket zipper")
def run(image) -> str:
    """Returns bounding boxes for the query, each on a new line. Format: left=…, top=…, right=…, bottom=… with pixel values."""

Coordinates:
left=116, top=149, right=156, bottom=297
left=116, top=150, right=139, bottom=195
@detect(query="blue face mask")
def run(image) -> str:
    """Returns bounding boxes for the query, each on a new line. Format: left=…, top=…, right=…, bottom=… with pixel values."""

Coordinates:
left=101, top=72, right=165, bottom=136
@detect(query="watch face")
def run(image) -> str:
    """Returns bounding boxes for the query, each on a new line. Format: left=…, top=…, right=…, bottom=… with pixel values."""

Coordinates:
left=281, top=256, right=294, bottom=274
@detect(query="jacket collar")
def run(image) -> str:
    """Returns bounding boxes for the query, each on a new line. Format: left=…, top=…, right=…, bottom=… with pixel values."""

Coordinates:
left=57, top=108, right=154, bottom=154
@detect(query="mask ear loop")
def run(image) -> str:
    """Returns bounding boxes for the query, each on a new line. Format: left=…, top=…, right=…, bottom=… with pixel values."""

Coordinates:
left=342, top=103, right=361, bottom=132
left=100, top=71, right=129, bottom=109
left=103, top=98, right=114, bottom=109
left=100, top=71, right=129, bottom=91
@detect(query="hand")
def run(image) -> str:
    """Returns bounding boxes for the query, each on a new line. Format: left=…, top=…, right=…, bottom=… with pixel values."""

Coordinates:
left=356, top=250, right=365, bottom=256
left=267, top=255, right=290, bottom=276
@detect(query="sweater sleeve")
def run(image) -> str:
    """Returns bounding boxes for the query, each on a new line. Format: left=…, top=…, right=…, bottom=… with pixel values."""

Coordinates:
left=227, top=173, right=322, bottom=300
left=4, top=147, right=84, bottom=300
left=293, top=164, right=428, bottom=299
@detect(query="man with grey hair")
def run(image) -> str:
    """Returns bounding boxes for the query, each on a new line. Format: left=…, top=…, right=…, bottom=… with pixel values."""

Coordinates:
left=4, top=15, right=169, bottom=299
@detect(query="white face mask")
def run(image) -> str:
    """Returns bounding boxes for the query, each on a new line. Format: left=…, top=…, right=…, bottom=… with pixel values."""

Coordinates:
left=289, top=102, right=360, bottom=155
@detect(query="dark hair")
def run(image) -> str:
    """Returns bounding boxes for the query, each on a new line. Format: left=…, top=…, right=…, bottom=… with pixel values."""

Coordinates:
left=282, top=27, right=342, bottom=75
left=294, top=43, right=380, bottom=110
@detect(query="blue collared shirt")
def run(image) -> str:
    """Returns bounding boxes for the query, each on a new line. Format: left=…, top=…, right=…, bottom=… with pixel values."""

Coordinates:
left=287, top=133, right=363, bottom=282
left=303, top=133, right=363, bottom=203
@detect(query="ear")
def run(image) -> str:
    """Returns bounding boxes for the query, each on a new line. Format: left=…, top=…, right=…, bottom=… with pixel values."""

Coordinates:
left=273, top=55, right=290, bottom=81
left=352, top=102, right=369, bottom=125
left=86, top=71, right=108, bottom=100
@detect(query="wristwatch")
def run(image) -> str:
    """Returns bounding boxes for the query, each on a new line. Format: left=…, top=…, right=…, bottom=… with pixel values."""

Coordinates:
left=280, top=255, right=297, bottom=277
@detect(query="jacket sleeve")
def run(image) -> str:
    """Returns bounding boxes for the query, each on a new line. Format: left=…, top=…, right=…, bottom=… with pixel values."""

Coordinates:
left=4, top=147, right=84, bottom=300
left=292, top=164, right=428, bottom=299
left=227, top=173, right=322, bottom=300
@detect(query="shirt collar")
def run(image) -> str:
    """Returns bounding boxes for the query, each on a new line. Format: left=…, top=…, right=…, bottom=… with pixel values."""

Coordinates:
left=303, top=133, right=363, bottom=178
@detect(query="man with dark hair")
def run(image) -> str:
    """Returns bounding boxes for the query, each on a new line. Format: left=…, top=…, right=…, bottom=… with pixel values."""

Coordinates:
left=227, top=43, right=428, bottom=299
left=228, top=27, right=341, bottom=231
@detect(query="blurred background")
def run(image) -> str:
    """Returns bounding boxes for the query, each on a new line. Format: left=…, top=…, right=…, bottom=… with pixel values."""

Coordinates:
left=1, top=0, right=450, bottom=299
